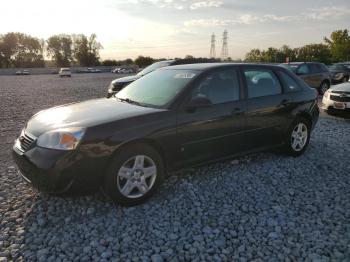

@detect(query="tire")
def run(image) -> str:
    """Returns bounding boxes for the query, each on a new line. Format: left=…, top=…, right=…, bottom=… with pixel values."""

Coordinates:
left=103, top=144, right=164, bottom=206
left=319, top=81, right=330, bottom=95
left=284, top=117, right=311, bottom=157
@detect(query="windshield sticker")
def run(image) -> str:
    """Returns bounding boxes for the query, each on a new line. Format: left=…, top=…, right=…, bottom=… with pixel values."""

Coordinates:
left=174, top=73, right=196, bottom=79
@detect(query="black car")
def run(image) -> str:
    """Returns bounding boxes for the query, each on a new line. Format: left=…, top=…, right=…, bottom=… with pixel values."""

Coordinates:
left=329, top=63, right=350, bottom=84
left=282, top=62, right=331, bottom=94
left=107, top=60, right=176, bottom=97
left=13, top=63, right=319, bottom=206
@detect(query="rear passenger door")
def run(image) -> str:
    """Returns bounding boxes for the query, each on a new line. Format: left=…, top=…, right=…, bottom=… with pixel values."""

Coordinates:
left=242, top=66, right=291, bottom=150
left=308, top=63, right=323, bottom=88
left=296, top=64, right=314, bottom=87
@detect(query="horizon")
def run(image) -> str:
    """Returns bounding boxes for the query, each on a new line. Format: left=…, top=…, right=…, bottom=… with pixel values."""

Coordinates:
left=1, top=0, right=350, bottom=60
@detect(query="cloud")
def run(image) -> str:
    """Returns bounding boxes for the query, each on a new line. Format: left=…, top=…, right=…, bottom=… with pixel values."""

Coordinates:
left=190, top=1, right=223, bottom=10
left=184, top=6, right=350, bottom=27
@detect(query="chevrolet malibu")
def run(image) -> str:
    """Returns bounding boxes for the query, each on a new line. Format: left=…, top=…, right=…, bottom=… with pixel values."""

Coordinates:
left=12, top=63, right=319, bottom=206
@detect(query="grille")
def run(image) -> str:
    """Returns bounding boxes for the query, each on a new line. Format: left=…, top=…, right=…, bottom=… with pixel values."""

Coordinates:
left=332, top=91, right=350, bottom=95
left=19, top=133, right=36, bottom=151
left=330, top=94, right=350, bottom=102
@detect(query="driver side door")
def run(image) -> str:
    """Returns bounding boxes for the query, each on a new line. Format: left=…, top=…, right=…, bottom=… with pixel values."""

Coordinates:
left=176, top=68, right=246, bottom=167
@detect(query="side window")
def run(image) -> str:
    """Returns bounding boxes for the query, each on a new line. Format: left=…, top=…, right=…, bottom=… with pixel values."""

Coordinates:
left=244, top=69, right=282, bottom=98
left=309, top=64, right=321, bottom=73
left=192, top=69, right=240, bottom=104
left=279, top=71, right=301, bottom=92
left=297, top=64, right=310, bottom=74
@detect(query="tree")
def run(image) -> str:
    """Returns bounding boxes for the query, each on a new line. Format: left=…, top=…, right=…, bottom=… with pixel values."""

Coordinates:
left=295, top=44, right=332, bottom=64
left=102, top=59, right=118, bottom=66
left=73, top=34, right=102, bottom=66
left=134, top=56, right=154, bottom=68
left=46, top=34, right=73, bottom=67
left=324, top=29, right=350, bottom=62
left=245, top=49, right=262, bottom=62
left=0, top=32, right=44, bottom=68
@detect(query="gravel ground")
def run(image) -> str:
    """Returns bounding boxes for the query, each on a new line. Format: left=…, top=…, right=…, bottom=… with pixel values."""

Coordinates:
left=1, top=74, right=350, bottom=261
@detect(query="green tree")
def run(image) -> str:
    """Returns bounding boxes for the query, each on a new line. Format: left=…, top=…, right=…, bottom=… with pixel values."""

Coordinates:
left=324, top=29, right=350, bottom=62
left=245, top=49, right=262, bottom=62
left=295, top=44, right=331, bottom=64
left=134, top=56, right=154, bottom=68
left=47, top=34, right=73, bottom=67
left=73, top=34, right=102, bottom=66
left=0, top=32, right=44, bottom=68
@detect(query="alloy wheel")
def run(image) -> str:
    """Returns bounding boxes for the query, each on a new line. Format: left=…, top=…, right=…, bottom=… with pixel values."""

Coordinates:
left=291, top=123, right=308, bottom=152
left=116, top=155, right=157, bottom=199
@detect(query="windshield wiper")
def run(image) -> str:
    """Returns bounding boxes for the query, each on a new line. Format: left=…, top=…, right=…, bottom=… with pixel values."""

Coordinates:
left=117, top=97, right=143, bottom=106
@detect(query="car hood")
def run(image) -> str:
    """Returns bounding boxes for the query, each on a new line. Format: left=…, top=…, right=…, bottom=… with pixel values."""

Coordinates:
left=26, top=98, right=163, bottom=137
left=329, top=82, right=350, bottom=92
left=112, top=75, right=140, bottom=84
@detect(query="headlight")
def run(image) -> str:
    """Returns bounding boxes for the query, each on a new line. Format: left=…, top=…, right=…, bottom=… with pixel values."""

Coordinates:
left=334, top=73, right=343, bottom=79
left=37, top=127, right=85, bottom=150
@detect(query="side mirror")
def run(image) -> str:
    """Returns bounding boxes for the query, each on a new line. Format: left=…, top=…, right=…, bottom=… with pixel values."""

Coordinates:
left=186, top=94, right=212, bottom=111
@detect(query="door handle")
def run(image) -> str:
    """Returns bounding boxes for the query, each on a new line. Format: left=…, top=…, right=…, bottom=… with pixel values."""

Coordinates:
left=232, top=107, right=244, bottom=115
left=279, top=99, right=290, bottom=107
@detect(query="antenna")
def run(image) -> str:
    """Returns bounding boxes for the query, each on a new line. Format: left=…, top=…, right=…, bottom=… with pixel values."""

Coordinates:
left=209, top=33, right=216, bottom=58
left=220, top=30, right=228, bottom=60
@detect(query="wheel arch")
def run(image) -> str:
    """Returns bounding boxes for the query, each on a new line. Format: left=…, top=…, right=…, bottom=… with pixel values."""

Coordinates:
left=108, top=138, right=168, bottom=174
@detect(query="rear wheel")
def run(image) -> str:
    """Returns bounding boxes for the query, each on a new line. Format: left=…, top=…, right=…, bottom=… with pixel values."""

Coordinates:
left=103, top=144, right=164, bottom=206
left=284, top=117, right=311, bottom=157
left=319, top=81, right=330, bottom=95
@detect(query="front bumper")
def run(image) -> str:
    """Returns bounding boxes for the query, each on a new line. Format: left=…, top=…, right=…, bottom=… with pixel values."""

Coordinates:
left=321, top=95, right=350, bottom=112
left=12, top=145, right=76, bottom=193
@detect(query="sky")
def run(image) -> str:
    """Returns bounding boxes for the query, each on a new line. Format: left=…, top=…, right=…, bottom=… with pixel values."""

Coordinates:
left=1, top=0, right=350, bottom=60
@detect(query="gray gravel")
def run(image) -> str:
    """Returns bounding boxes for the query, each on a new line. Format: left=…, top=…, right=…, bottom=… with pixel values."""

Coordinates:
left=1, top=74, right=350, bottom=261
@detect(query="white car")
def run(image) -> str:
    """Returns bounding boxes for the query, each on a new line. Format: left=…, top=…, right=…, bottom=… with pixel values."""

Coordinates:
left=322, top=82, right=350, bottom=113
left=59, top=68, right=71, bottom=77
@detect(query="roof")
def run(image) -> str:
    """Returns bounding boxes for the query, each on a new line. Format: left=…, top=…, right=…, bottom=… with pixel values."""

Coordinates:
left=160, top=62, right=283, bottom=71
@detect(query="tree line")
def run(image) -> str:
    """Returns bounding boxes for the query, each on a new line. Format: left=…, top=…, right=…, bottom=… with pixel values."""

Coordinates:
left=245, top=29, right=350, bottom=64
left=0, top=33, right=102, bottom=68
left=1, top=29, right=349, bottom=68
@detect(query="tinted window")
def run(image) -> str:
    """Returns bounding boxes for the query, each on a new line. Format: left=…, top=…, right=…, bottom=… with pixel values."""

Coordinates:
left=192, top=69, right=240, bottom=104
left=309, top=63, right=323, bottom=73
left=116, top=69, right=197, bottom=107
left=244, top=69, right=282, bottom=98
left=279, top=71, right=301, bottom=92
left=297, top=64, right=310, bottom=74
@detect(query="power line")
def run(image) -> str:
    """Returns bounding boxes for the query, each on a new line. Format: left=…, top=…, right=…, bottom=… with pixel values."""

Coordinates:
left=221, top=29, right=228, bottom=60
left=209, top=33, right=216, bottom=58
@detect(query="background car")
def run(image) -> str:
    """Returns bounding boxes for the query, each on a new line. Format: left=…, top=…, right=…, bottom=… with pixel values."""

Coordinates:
left=329, top=63, right=350, bottom=84
left=322, top=82, right=350, bottom=113
left=59, top=68, right=72, bottom=77
left=282, top=62, right=331, bottom=94
left=22, top=70, right=30, bottom=75
left=107, top=60, right=176, bottom=97
left=13, top=63, right=319, bottom=206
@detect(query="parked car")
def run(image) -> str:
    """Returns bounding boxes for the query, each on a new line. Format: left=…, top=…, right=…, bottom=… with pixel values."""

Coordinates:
left=12, top=63, right=319, bottom=206
left=22, top=70, right=30, bottom=75
left=328, top=63, right=350, bottom=84
left=87, top=68, right=101, bottom=73
left=107, top=60, right=176, bottom=97
left=282, top=62, right=331, bottom=94
left=321, top=82, right=350, bottom=113
left=59, top=68, right=71, bottom=77
left=15, top=70, right=22, bottom=75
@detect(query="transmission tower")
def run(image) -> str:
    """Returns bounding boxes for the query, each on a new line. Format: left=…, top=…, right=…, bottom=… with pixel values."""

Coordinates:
left=220, top=30, right=228, bottom=60
left=209, top=33, right=216, bottom=58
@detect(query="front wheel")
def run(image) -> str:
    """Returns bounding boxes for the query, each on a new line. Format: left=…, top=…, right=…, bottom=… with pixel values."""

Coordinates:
left=103, top=144, right=164, bottom=206
left=319, top=81, right=330, bottom=95
left=284, top=118, right=311, bottom=157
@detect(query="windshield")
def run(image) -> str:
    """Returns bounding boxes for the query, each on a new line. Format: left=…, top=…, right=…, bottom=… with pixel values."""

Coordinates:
left=116, top=69, right=198, bottom=107
left=280, top=64, right=297, bottom=73
left=329, top=64, right=346, bottom=70
left=137, top=61, right=173, bottom=76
